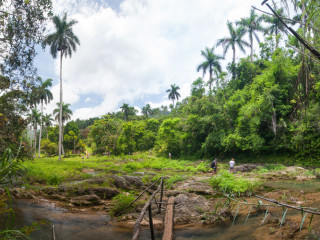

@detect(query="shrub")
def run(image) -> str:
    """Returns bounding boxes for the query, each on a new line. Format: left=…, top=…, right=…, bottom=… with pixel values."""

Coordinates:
left=264, top=164, right=286, bottom=171
left=47, top=174, right=64, bottom=185
left=110, top=193, right=136, bottom=217
left=209, top=171, right=260, bottom=195
left=165, top=175, right=186, bottom=189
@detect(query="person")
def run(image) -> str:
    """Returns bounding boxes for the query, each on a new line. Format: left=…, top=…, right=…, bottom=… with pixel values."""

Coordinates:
left=211, top=158, right=217, bottom=175
left=169, top=152, right=171, bottom=159
left=149, top=149, right=152, bottom=155
left=229, top=158, right=235, bottom=172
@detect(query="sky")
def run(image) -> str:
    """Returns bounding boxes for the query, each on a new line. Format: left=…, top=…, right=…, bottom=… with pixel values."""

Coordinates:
left=35, top=0, right=268, bottom=120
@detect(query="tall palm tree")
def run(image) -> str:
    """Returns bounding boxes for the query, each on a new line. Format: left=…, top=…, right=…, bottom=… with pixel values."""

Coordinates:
left=43, top=114, right=54, bottom=139
left=216, top=21, right=250, bottom=79
left=120, top=103, right=130, bottom=121
left=166, top=84, right=181, bottom=108
left=142, top=104, right=152, bottom=118
left=36, top=77, right=53, bottom=157
left=262, top=8, right=290, bottom=49
left=42, top=13, right=80, bottom=160
left=27, top=109, right=40, bottom=158
left=53, top=102, right=73, bottom=156
left=197, top=46, right=223, bottom=94
left=236, top=9, right=264, bottom=62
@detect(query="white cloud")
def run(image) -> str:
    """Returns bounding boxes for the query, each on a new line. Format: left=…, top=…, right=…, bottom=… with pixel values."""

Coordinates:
left=42, top=0, right=260, bottom=119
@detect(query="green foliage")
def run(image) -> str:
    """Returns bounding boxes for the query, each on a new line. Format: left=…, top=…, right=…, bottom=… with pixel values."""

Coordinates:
left=41, top=139, right=57, bottom=156
left=0, top=149, right=23, bottom=186
left=209, top=171, right=260, bottom=194
left=165, top=175, right=186, bottom=189
left=110, top=193, right=136, bottom=217
left=155, top=118, right=183, bottom=157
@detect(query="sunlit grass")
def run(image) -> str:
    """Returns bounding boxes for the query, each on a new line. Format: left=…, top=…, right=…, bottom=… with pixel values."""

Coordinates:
left=21, top=153, right=212, bottom=186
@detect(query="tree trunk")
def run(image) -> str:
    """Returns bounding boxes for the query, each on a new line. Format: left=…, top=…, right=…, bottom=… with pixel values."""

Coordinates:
left=275, top=28, right=279, bottom=49
left=59, top=50, right=63, bottom=160
left=209, top=67, right=213, bottom=94
left=271, top=102, right=277, bottom=137
left=62, top=123, right=65, bottom=156
left=33, top=123, right=37, bottom=158
left=38, top=100, right=43, bottom=157
left=250, top=33, right=253, bottom=62
left=232, top=46, right=236, bottom=79
left=172, top=99, right=175, bottom=108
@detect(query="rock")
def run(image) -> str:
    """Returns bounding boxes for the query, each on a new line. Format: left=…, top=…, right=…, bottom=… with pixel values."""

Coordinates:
left=234, top=164, right=259, bottom=173
left=122, top=176, right=143, bottom=188
left=174, top=193, right=211, bottom=224
left=110, top=175, right=131, bottom=190
left=166, top=190, right=182, bottom=197
left=175, top=180, right=214, bottom=195
left=70, top=194, right=101, bottom=206
left=91, top=187, right=119, bottom=199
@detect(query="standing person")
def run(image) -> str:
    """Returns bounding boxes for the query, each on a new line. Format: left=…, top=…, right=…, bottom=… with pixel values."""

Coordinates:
left=149, top=149, right=152, bottom=155
left=211, top=158, right=218, bottom=175
left=229, top=158, right=235, bottom=172
left=169, top=152, right=171, bottom=159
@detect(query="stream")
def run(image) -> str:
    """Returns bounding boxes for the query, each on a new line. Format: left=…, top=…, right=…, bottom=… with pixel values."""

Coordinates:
left=3, top=199, right=269, bottom=240
left=3, top=180, right=320, bottom=239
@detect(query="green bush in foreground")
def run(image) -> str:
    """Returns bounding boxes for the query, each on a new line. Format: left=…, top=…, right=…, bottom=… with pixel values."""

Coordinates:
left=209, top=171, right=260, bottom=195
left=110, top=193, right=136, bottom=217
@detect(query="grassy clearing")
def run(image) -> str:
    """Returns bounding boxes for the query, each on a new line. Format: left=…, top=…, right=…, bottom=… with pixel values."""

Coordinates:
left=21, top=154, right=212, bottom=186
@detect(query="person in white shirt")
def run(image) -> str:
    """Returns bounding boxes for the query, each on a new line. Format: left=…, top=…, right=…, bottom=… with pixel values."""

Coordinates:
left=229, top=158, right=235, bottom=172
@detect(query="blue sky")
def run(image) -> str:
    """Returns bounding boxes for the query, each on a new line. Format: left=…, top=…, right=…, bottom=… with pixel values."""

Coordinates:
left=36, top=0, right=267, bottom=120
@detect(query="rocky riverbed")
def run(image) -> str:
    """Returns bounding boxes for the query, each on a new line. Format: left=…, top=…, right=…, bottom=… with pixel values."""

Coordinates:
left=2, top=164, right=320, bottom=239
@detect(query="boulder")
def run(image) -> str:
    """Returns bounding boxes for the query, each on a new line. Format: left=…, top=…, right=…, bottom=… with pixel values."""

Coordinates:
left=92, top=187, right=119, bottom=199
left=70, top=194, right=101, bottom=206
left=122, top=176, right=144, bottom=188
left=234, top=164, right=259, bottom=173
left=174, top=193, right=211, bottom=224
left=110, top=175, right=131, bottom=190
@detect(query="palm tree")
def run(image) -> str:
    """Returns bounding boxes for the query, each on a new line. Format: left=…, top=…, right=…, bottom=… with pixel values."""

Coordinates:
left=166, top=84, right=181, bottom=108
left=262, top=8, right=289, bottom=49
left=197, top=47, right=223, bottom=94
left=216, top=21, right=250, bottom=79
left=27, top=109, right=40, bottom=158
left=53, top=102, right=73, bottom=157
left=142, top=104, right=152, bottom=118
left=236, top=9, right=264, bottom=62
left=120, top=103, right=130, bottom=121
left=43, top=114, right=54, bottom=139
left=42, top=13, right=80, bottom=160
left=36, top=77, right=53, bottom=157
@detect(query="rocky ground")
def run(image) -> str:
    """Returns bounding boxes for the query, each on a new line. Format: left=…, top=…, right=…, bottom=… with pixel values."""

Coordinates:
left=2, top=164, right=320, bottom=239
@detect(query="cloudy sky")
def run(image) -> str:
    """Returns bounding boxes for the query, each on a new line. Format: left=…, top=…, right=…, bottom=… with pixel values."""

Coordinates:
left=35, top=0, right=266, bottom=120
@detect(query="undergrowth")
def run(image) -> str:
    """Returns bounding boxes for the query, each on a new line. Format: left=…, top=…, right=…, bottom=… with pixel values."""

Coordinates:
left=209, top=171, right=260, bottom=195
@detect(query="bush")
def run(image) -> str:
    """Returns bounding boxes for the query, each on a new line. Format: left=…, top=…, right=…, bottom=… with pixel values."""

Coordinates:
left=47, top=174, right=64, bottom=185
left=209, top=171, right=260, bottom=195
left=110, top=193, right=136, bottom=217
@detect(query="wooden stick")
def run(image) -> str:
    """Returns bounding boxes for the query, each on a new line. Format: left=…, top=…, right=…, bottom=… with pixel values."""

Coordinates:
left=115, top=177, right=162, bottom=217
left=148, top=205, right=155, bottom=240
left=255, top=195, right=320, bottom=215
left=158, top=178, right=164, bottom=213
left=132, top=181, right=162, bottom=240
left=162, top=197, right=175, bottom=240
left=52, top=225, right=55, bottom=240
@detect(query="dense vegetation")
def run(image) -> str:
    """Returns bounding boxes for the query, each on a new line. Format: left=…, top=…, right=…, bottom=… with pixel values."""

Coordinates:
left=1, top=1, right=320, bottom=167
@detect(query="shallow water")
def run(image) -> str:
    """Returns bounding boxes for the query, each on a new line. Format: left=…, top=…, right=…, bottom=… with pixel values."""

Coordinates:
left=263, top=179, right=320, bottom=192
left=2, top=199, right=268, bottom=240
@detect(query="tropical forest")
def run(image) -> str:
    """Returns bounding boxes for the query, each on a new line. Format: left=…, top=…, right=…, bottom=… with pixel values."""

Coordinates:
left=1, top=0, right=320, bottom=239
